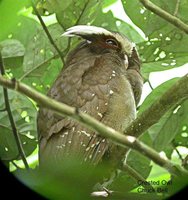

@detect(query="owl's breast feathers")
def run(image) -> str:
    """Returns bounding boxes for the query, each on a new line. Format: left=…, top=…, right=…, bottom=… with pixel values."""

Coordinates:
left=37, top=51, right=141, bottom=165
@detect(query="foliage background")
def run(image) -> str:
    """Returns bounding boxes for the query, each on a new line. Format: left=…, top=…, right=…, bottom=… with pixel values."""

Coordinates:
left=0, top=0, right=188, bottom=199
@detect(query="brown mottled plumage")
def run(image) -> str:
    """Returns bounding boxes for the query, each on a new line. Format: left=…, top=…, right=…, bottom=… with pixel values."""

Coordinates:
left=37, top=25, right=143, bottom=167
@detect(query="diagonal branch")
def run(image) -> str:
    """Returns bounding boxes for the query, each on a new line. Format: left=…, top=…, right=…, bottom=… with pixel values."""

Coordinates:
left=125, top=74, right=188, bottom=138
left=0, top=75, right=188, bottom=176
left=31, top=1, right=65, bottom=65
left=75, top=0, right=90, bottom=25
left=139, top=0, right=188, bottom=34
left=0, top=53, right=29, bottom=170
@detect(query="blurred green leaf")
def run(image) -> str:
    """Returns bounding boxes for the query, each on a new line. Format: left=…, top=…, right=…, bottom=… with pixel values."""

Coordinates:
left=36, top=0, right=102, bottom=28
left=14, top=158, right=107, bottom=200
left=111, top=133, right=153, bottom=192
left=9, top=16, right=40, bottom=47
left=93, top=9, right=118, bottom=30
left=0, top=39, right=25, bottom=58
left=0, top=39, right=25, bottom=68
left=102, top=0, right=118, bottom=8
left=0, top=0, right=30, bottom=40
left=0, top=87, right=37, bottom=161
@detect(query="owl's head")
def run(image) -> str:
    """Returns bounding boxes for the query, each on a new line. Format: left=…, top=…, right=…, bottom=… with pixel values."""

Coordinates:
left=62, top=25, right=140, bottom=69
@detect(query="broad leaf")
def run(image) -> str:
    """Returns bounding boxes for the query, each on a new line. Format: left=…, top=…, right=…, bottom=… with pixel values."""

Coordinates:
left=0, top=88, right=37, bottom=161
left=0, top=0, right=30, bottom=40
left=138, top=78, right=179, bottom=114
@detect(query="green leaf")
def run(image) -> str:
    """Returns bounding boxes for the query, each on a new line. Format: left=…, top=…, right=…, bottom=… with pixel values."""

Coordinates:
left=174, top=100, right=188, bottom=148
left=0, top=39, right=25, bottom=58
left=138, top=79, right=188, bottom=151
left=0, top=87, right=37, bottom=161
left=93, top=9, right=118, bottom=31
left=116, top=19, right=145, bottom=44
left=147, top=100, right=188, bottom=151
left=138, top=78, right=179, bottom=114
left=0, top=39, right=25, bottom=68
left=123, top=0, right=188, bottom=77
left=102, top=0, right=118, bottom=8
left=0, top=88, right=37, bottom=138
left=126, top=133, right=152, bottom=178
left=123, top=0, right=186, bottom=36
left=111, top=133, right=153, bottom=192
left=0, top=126, right=37, bottom=161
left=0, top=0, right=30, bottom=41
left=142, top=56, right=188, bottom=79
left=10, top=16, right=40, bottom=47
left=18, top=23, right=66, bottom=92
left=40, top=0, right=72, bottom=14
left=37, top=0, right=102, bottom=28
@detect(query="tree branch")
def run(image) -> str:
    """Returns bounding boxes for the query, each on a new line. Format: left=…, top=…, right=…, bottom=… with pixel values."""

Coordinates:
left=31, top=1, right=65, bottom=65
left=139, top=0, right=188, bottom=34
left=125, top=74, right=188, bottom=138
left=0, top=53, right=29, bottom=170
left=0, top=75, right=188, bottom=176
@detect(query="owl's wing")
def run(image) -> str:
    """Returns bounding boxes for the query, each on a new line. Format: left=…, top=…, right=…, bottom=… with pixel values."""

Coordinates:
left=127, top=69, right=143, bottom=106
left=37, top=54, right=121, bottom=165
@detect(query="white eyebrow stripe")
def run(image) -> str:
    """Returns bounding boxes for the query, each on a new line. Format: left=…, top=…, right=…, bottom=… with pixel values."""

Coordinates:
left=62, top=25, right=113, bottom=37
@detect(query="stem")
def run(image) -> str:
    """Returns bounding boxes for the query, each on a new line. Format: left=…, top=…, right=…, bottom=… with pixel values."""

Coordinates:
left=148, top=79, right=154, bottom=90
left=0, top=75, right=188, bottom=176
left=19, top=54, right=57, bottom=81
left=139, top=0, right=188, bottom=34
left=174, top=0, right=181, bottom=16
left=0, top=53, right=29, bottom=170
left=31, top=0, right=65, bottom=65
left=75, top=0, right=90, bottom=25
left=122, top=164, right=154, bottom=190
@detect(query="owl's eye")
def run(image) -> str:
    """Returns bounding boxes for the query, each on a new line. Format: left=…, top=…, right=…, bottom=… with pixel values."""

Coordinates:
left=105, top=39, right=118, bottom=47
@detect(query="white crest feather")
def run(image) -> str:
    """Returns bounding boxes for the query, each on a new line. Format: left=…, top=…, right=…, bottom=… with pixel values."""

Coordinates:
left=62, top=25, right=135, bottom=56
left=62, top=25, right=114, bottom=37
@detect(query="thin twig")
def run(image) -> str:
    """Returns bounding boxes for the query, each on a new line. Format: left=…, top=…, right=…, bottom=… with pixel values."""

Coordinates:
left=0, top=75, right=188, bottom=176
left=148, top=79, right=154, bottom=90
left=172, top=141, right=184, bottom=162
left=75, top=0, right=90, bottom=25
left=0, top=53, right=29, bottom=170
left=31, top=0, right=65, bottom=65
left=11, top=161, right=22, bottom=169
left=19, top=38, right=72, bottom=81
left=19, top=54, right=57, bottom=81
left=139, top=0, right=188, bottom=34
left=174, top=0, right=181, bottom=16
